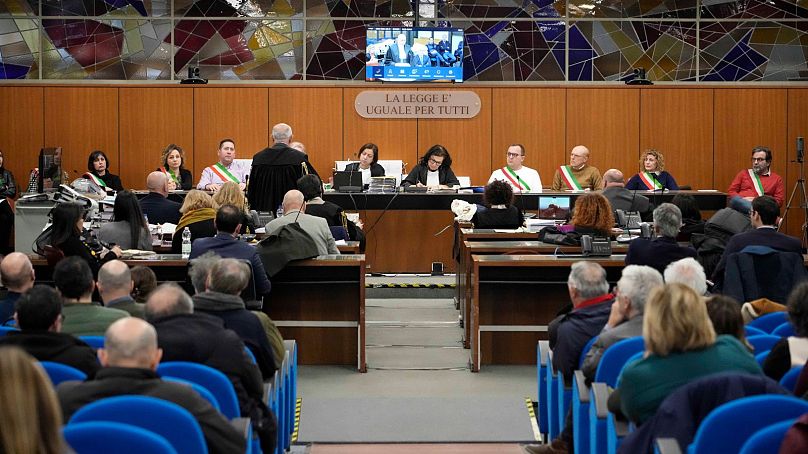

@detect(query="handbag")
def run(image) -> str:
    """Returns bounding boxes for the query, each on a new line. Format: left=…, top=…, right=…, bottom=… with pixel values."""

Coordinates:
left=538, top=226, right=582, bottom=246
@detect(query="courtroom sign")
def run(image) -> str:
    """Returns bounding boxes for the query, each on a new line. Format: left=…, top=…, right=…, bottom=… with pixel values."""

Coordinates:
left=355, top=90, right=481, bottom=119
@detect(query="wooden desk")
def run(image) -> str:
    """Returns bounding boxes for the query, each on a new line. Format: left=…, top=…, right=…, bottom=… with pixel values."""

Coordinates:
left=30, top=254, right=188, bottom=283
left=263, top=255, right=367, bottom=372
left=152, top=240, right=361, bottom=255
left=470, top=255, right=626, bottom=372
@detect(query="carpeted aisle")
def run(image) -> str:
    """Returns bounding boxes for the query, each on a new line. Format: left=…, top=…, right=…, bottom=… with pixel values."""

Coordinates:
left=296, top=396, right=536, bottom=443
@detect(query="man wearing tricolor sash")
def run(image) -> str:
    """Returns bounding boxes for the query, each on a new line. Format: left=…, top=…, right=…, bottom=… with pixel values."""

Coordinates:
left=551, top=145, right=602, bottom=191
left=197, top=139, right=250, bottom=192
left=487, top=144, right=542, bottom=193
left=727, top=146, right=784, bottom=214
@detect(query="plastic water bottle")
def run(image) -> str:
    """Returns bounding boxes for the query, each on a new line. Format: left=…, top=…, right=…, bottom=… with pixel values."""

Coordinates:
left=276, top=204, right=284, bottom=219
left=181, top=229, right=191, bottom=258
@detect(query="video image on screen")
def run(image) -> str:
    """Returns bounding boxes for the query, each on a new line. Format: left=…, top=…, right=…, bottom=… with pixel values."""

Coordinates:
left=366, top=27, right=464, bottom=82
left=538, top=196, right=571, bottom=220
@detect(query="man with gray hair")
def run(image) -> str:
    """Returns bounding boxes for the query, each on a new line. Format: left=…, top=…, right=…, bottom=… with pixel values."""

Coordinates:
left=56, top=317, right=246, bottom=454
left=625, top=203, right=697, bottom=274
left=664, top=257, right=708, bottom=296
left=248, top=123, right=319, bottom=212
left=98, top=260, right=144, bottom=318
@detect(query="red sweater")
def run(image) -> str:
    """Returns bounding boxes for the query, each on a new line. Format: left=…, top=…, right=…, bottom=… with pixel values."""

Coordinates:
left=727, top=170, right=785, bottom=206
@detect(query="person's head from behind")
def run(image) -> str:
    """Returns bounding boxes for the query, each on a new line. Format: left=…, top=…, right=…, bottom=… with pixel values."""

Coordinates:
left=53, top=257, right=94, bottom=301
left=97, top=260, right=133, bottom=301
left=705, top=295, right=748, bottom=348
left=112, top=190, right=147, bottom=226
left=161, top=144, right=185, bottom=170
left=0, top=347, right=65, bottom=454
left=571, top=193, right=614, bottom=235
left=212, top=181, right=248, bottom=213
left=189, top=252, right=219, bottom=294
left=602, top=169, right=624, bottom=188
left=664, top=258, right=707, bottom=296
left=653, top=203, right=682, bottom=238
left=282, top=190, right=305, bottom=213
left=421, top=145, right=451, bottom=171
left=787, top=281, right=808, bottom=337
left=88, top=150, right=109, bottom=174
left=144, top=283, right=193, bottom=322
left=357, top=143, right=379, bottom=168
left=483, top=180, right=513, bottom=208
left=297, top=174, right=323, bottom=201
left=49, top=203, right=84, bottom=247
left=0, top=252, right=35, bottom=293
left=615, top=265, right=663, bottom=318
left=751, top=195, right=779, bottom=227
left=214, top=204, right=243, bottom=235
left=15, top=286, right=62, bottom=332
left=567, top=261, right=609, bottom=306
left=130, top=266, right=157, bottom=303
left=290, top=142, right=306, bottom=154
left=180, top=189, right=217, bottom=214
left=100, top=318, right=162, bottom=370
left=146, top=171, right=169, bottom=195
left=207, top=258, right=250, bottom=296
left=671, top=194, right=701, bottom=222
left=643, top=283, right=715, bottom=356
left=272, top=123, right=293, bottom=145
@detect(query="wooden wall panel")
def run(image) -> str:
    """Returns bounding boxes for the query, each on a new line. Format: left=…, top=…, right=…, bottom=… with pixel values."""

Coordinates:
left=416, top=88, right=492, bottom=185
left=193, top=88, right=268, bottom=179
left=0, top=87, right=43, bottom=192
left=269, top=87, right=343, bottom=178
left=343, top=87, right=417, bottom=173
left=784, top=89, right=808, bottom=240
left=566, top=88, right=640, bottom=183
left=119, top=88, right=194, bottom=189
left=640, top=89, right=714, bottom=190
left=44, top=87, right=119, bottom=182
left=491, top=88, right=566, bottom=189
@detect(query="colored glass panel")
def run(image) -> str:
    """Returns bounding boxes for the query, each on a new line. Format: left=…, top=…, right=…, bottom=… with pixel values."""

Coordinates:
left=701, top=1, right=808, bottom=20
left=0, top=18, right=39, bottom=79
left=441, top=0, right=565, bottom=19
left=174, top=0, right=303, bottom=18
left=0, top=0, right=37, bottom=16
left=306, top=0, right=414, bottom=18
left=41, top=0, right=171, bottom=17
left=567, top=0, right=698, bottom=19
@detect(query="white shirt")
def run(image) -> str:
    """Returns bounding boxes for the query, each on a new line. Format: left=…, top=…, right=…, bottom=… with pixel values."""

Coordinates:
left=359, top=167, right=372, bottom=185
left=488, top=166, right=542, bottom=193
left=426, top=170, right=440, bottom=186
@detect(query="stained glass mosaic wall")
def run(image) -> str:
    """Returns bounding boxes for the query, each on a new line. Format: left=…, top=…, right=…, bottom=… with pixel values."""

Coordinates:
left=1, top=0, right=807, bottom=81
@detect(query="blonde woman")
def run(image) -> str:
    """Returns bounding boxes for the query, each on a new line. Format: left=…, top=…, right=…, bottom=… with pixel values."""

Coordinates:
left=612, top=283, right=762, bottom=424
left=171, top=189, right=217, bottom=253
left=212, top=182, right=259, bottom=233
left=0, top=347, right=66, bottom=454
left=626, top=149, right=680, bottom=191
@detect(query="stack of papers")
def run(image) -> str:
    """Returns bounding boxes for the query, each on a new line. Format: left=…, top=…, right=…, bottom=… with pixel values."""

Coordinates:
left=368, top=176, right=398, bottom=193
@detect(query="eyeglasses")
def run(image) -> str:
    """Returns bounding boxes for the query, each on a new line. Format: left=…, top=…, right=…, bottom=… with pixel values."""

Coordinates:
left=506, top=152, right=522, bottom=158
left=751, top=157, right=767, bottom=162
left=428, top=158, right=443, bottom=166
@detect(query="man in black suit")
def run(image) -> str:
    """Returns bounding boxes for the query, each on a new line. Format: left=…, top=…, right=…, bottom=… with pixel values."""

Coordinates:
left=384, top=33, right=412, bottom=64
left=712, top=195, right=802, bottom=283
left=625, top=203, right=697, bottom=275
left=601, top=169, right=651, bottom=221
left=139, top=171, right=181, bottom=224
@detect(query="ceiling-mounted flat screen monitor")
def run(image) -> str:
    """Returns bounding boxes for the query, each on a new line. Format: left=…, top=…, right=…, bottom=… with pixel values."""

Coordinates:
left=366, top=26, right=464, bottom=83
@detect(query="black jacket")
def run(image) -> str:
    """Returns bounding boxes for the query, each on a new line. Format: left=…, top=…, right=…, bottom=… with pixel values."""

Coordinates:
left=0, top=167, right=17, bottom=198
left=402, top=164, right=460, bottom=187
left=625, top=236, right=698, bottom=275
left=0, top=330, right=100, bottom=377
left=57, top=367, right=245, bottom=454
left=172, top=219, right=217, bottom=253
left=89, top=171, right=124, bottom=191
left=248, top=143, right=319, bottom=212
left=139, top=192, right=181, bottom=225
left=471, top=206, right=523, bottom=229
left=713, top=227, right=803, bottom=284
left=344, top=162, right=385, bottom=177
left=56, top=232, right=117, bottom=277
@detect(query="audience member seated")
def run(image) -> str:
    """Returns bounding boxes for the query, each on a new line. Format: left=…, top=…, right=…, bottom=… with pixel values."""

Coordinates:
left=0, top=347, right=68, bottom=454
left=763, top=282, right=808, bottom=381
left=551, top=145, right=602, bottom=191
left=144, top=283, right=275, bottom=453
left=97, top=190, right=152, bottom=250
left=664, top=257, right=708, bottom=296
left=190, top=257, right=276, bottom=379
left=401, top=145, right=460, bottom=188
left=671, top=193, right=704, bottom=241
left=601, top=168, right=651, bottom=220
left=0, top=285, right=99, bottom=377
left=712, top=195, right=802, bottom=288
left=139, top=171, right=181, bottom=225
left=471, top=180, right=524, bottom=229
left=212, top=182, right=259, bottom=234
left=610, top=283, right=762, bottom=424
left=171, top=189, right=217, bottom=254
left=265, top=190, right=340, bottom=255
left=549, top=261, right=615, bottom=383
left=56, top=317, right=246, bottom=454
left=345, top=143, right=386, bottom=186
left=0, top=149, right=17, bottom=255
left=487, top=144, right=542, bottom=193
left=130, top=266, right=157, bottom=304
left=297, top=174, right=365, bottom=248
left=625, top=203, right=697, bottom=274
left=54, top=257, right=128, bottom=336
left=728, top=146, right=785, bottom=214
left=158, top=144, right=193, bottom=191
left=563, top=192, right=615, bottom=237
left=189, top=204, right=271, bottom=296
left=85, top=150, right=124, bottom=192
left=625, top=149, right=679, bottom=191
left=49, top=203, right=122, bottom=277
left=706, top=294, right=752, bottom=351
left=0, top=252, right=35, bottom=325
left=98, top=260, right=144, bottom=318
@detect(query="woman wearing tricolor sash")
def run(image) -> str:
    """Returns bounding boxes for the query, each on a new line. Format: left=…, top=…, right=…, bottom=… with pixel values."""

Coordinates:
left=157, top=144, right=192, bottom=191
left=626, top=149, right=679, bottom=191
left=85, top=150, right=123, bottom=193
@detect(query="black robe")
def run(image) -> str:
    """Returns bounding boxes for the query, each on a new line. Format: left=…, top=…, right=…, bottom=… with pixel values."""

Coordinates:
left=248, top=143, right=319, bottom=212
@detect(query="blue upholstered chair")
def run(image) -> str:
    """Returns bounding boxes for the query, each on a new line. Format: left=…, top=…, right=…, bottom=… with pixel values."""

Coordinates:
left=64, top=421, right=178, bottom=454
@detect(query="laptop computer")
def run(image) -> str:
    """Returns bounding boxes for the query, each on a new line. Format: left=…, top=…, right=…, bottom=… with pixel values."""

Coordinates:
left=538, top=195, right=571, bottom=221
left=333, top=171, right=363, bottom=193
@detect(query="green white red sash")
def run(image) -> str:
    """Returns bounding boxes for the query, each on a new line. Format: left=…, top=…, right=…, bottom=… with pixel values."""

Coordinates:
left=84, top=172, right=106, bottom=187
left=559, top=165, right=583, bottom=190
left=639, top=171, right=662, bottom=190
left=748, top=169, right=764, bottom=196
left=209, top=162, right=239, bottom=183
left=502, top=167, right=531, bottom=192
left=161, top=166, right=179, bottom=184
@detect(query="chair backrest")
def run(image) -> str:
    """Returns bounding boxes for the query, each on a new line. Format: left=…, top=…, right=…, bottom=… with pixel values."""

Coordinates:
left=747, top=335, right=782, bottom=354
left=593, top=336, right=645, bottom=387
left=0, top=326, right=18, bottom=336
left=157, top=361, right=241, bottom=420
left=772, top=322, right=796, bottom=338
left=329, top=225, right=349, bottom=241
left=78, top=335, right=105, bottom=349
left=578, top=335, right=599, bottom=369
left=756, top=350, right=771, bottom=366
left=43, top=244, right=65, bottom=267
left=64, top=421, right=179, bottom=454
left=69, top=395, right=207, bottom=454
left=747, top=311, right=788, bottom=333
left=738, top=419, right=795, bottom=454
left=161, top=377, right=221, bottom=412
left=780, top=366, right=803, bottom=393
left=40, top=361, right=87, bottom=386
left=745, top=325, right=766, bottom=337
left=689, top=394, right=808, bottom=454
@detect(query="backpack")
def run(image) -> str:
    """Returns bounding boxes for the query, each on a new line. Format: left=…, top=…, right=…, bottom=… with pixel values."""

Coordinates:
left=691, top=208, right=752, bottom=277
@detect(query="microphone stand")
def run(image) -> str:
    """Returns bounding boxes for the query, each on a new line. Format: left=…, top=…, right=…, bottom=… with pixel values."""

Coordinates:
left=779, top=137, right=808, bottom=249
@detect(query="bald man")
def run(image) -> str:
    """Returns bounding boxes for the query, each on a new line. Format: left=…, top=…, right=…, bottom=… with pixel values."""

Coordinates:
left=98, top=260, right=144, bottom=318
left=0, top=252, right=35, bottom=324
left=601, top=168, right=650, bottom=219
left=265, top=190, right=339, bottom=255
left=139, top=171, right=181, bottom=224
left=248, top=123, right=319, bottom=212
left=56, top=317, right=246, bottom=454
left=551, top=145, right=602, bottom=191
